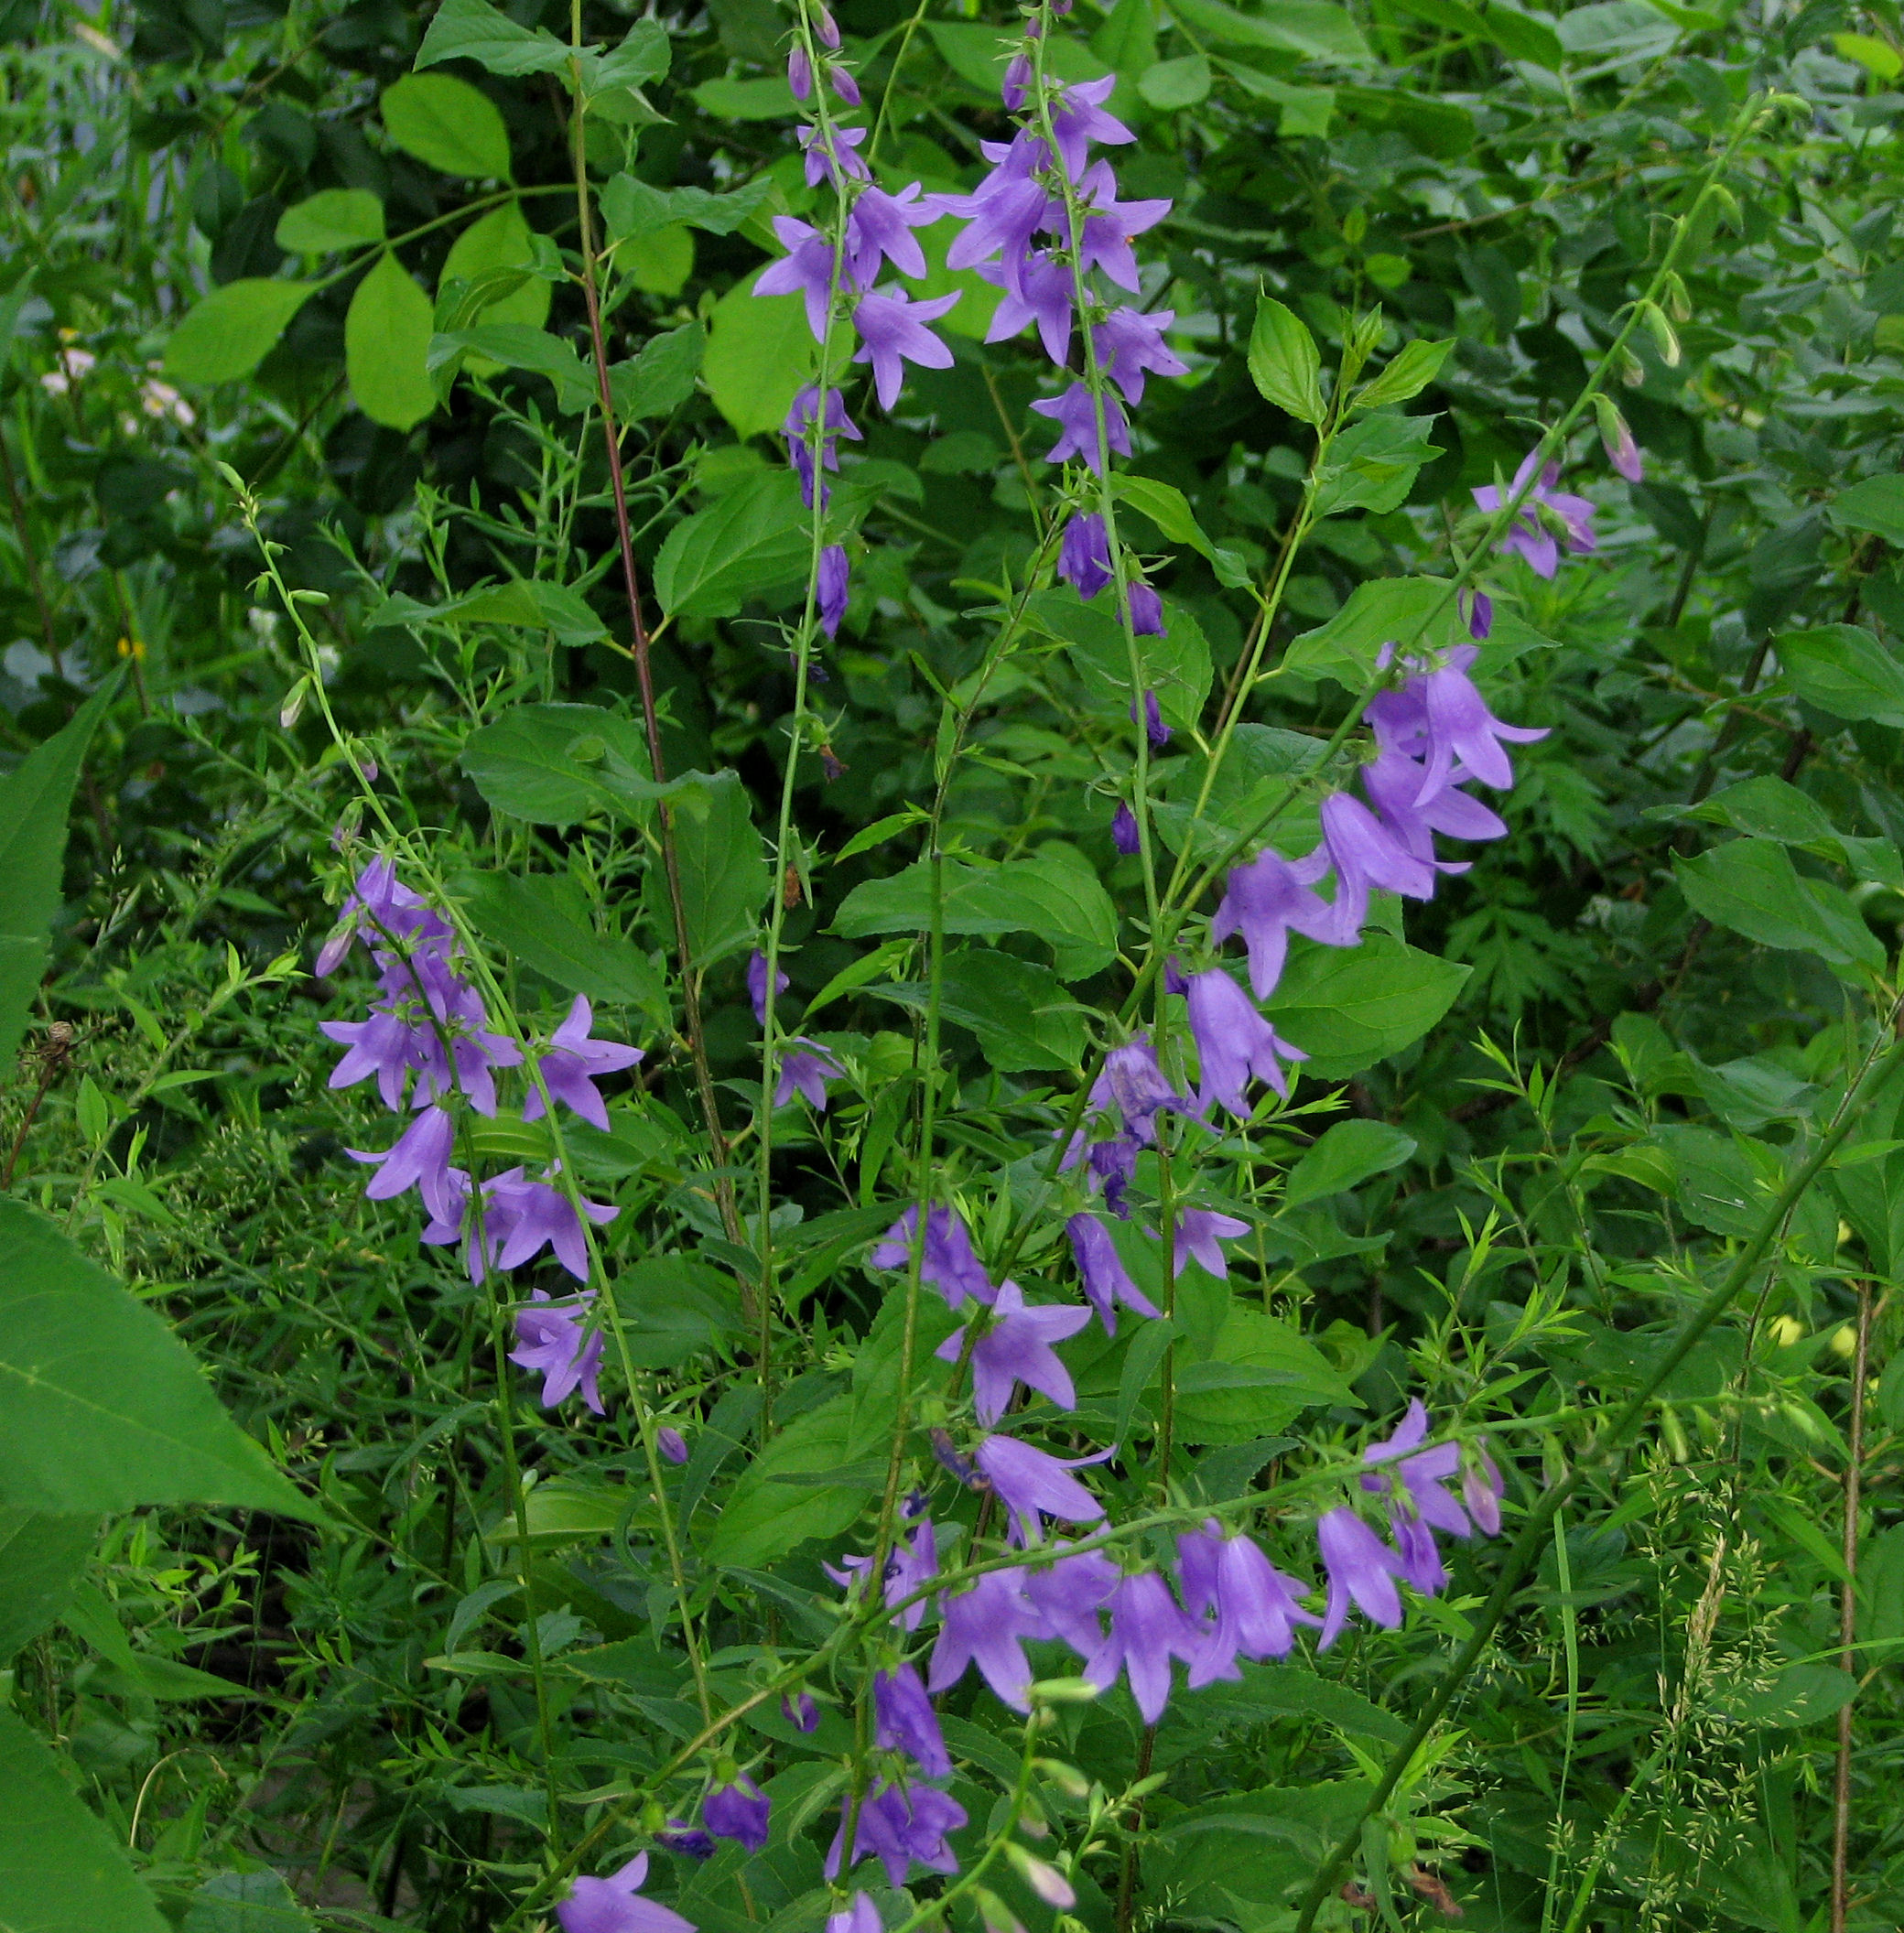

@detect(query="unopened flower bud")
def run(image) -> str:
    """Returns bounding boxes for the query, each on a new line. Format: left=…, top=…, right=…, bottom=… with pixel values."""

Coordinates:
left=788, top=45, right=812, bottom=99
left=814, top=5, right=840, bottom=48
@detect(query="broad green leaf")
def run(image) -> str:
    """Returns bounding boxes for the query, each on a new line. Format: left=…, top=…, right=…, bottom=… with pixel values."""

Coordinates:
left=179, top=1871, right=314, bottom=1933
left=1170, top=1309, right=1360, bottom=1445
left=0, top=676, right=118, bottom=1073
left=689, top=76, right=800, bottom=119
left=1686, top=775, right=1837, bottom=845
left=1140, top=51, right=1212, bottom=106
left=1382, top=0, right=1563, bottom=63
left=460, top=703, right=658, bottom=825
left=1353, top=336, right=1453, bottom=411
left=648, top=774, right=767, bottom=968
left=1336, top=83, right=1475, bottom=159
left=416, top=0, right=570, bottom=74
left=1716, top=1662, right=1857, bottom=1728
left=873, top=949, right=1087, bottom=1073
left=1266, top=934, right=1470, bottom=1077
left=1776, top=624, right=1904, bottom=728
left=702, top=270, right=817, bottom=438
left=834, top=852, right=1120, bottom=982
left=1024, top=585, right=1213, bottom=734
left=0, top=1202, right=319, bottom=1520
left=1282, top=577, right=1465, bottom=689
left=275, top=189, right=384, bottom=254
left=1674, top=838, right=1882, bottom=969
left=600, top=173, right=774, bottom=243
left=163, top=279, right=313, bottom=384
left=1167, top=0, right=1373, bottom=63
left=1198, top=1669, right=1407, bottom=1743
left=460, top=870, right=667, bottom=1026
left=653, top=469, right=810, bottom=619
left=430, top=322, right=595, bottom=413
left=613, top=1258, right=744, bottom=1367
left=0, top=1510, right=93, bottom=1658
left=1110, top=474, right=1250, bottom=586
left=1095, top=0, right=1159, bottom=77
left=1857, top=1523, right=1904, bottom=1657
left=1553, top=0, right=1676, bottom=69
left=1650, top=1124, right=1766, bottom=1238
left=702, top=1395, right=873, bottom=1566
left=440, top=202, right=552, bottom=336
left=1835, top=29, right=1904, bottom=79
left=382, top=73, right=512, bottom=179
left=345, top=254, right=436, bottom=430
left=611, top=323, right=703, bottom=421
left=1248, top=295, right=1324, bottom=425
left=590, top=21, right=670, bottom=90
left=0, top=1706, right=167, bottom=1933
left=1311, top=411, right=1441, bottom=517
left=1281, top=1118, right=1417, bottom=1210
left=453, top=578, right=606, bottom=643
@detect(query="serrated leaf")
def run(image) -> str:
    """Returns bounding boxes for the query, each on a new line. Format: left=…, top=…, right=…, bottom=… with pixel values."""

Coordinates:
left=1282, top=577, right=1465, bottom=689
left=702, top=269, right=817, bottom=438
left=415, top=0, right=571, bottom=74
left=0, top=1511, right=93, bottom=1659
left=652, top=469, right=810, bottom=619
left=1281, top=1119, right=1416, bottom=1210
left=1674, top=839, right=1883, bottom=969
left=1353, top=336, right=1453, bottom=411
left=461, top=871, right=667, bottom=1027
left=1266, top=934, right=1469, bottom=1077
left=460, top=703, right=659, bottom=825
left=1777, top=624, right=1904, bottom=728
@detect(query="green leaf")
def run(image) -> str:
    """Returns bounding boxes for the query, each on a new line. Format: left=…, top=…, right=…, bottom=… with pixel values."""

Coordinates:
left=0, top=1510, right=94, bottom=1658
left=0, top=676, right=118, bottom=1074
left=460, top=870, right=668, bottom=1027
left=1171, top=1309, right=1360, bottom=1445
left=613, top=1258, right=744, bottom=1367
left=1110, top=474, right=1250, bottom=587
left=1716, top=1662, right=1857, bottom=1728
left=688, top=75, right=799, bottom=119
left=611, top=323, right=704, bottom=421
left=1266, top=934, right=1470, bottom=1078
left=591, top=21, right=670, bottom=90
left=702, top=269, right=817, bottom=438
left=1282, top=577, right=1465, bottom=689
left=1168, top=0, right=1373, bottom=62
left=416, top=0, right=571, bottom=74
left=648, top=773, right=767, bottom=969
left=1776, top=624, right=1904, bottom=728
left=460, top=703, right=660, bottom=825
left=1312, top=411, right=1441, bottom=517
left=1281, top=1118, right=1417, bottom=1210
left=0, top=1706, right=167, bottom=1933
left=1650, top=1125, right=1765, bottom=1238
left=1248, top=295, right=1324, bottom=425
left=1381, top=0, right=1563, bottom=62
left=180, top=1871, right=315, bottom=1933
left=346, top=253, right=436, bottom=430
left=925, top=20, right=1112, bottom=93
left=1352, top=336, right=1453, bottom=412
left=702, top=1395, right=875, bottom=1566
left=439, top=202, right=552, bottom=337
left=453, top=578, right=606, bottom=643
left=0, top=1201, right=319, bottom=1520
left=653, top=469, right=811, bottom=619
left=1095, top=0, right=1159, bottom=76
left=381, top=73, right=513, bottom=179
left=430, top=322, right=594, bottom=412
left=275, top=189, right=384, bottom=254
left=874, top=949, right=1087, bottom=1074
left=163, top=279, right=313, bottom=384
left=1553, top=0, right=1676, bottom=69
left=1199, top=1667, right=1407, bottom=1742
left=1139, top=51, right=1213, bottom=106
left=834, top=853, right=1120, bottom=982
left=601, top=173, right=774, bottom=243
left=1674, top=839, right=1883, bottom=969
left=1024, top=585, right=1212, bottom=734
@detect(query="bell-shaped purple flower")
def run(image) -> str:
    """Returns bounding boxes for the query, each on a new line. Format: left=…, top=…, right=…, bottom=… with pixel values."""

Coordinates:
left=1415, top=662, right=1549, bottom=796
left=827, top=1781, right=967, bottom=1889
left=973, top=1434, right=1110, bottom=1545
left=1066, top=1211, right=1160, bottom=1334
left=799, top=122, right=870, bottom=188
left=351, top=1102, right=459, bottom=1222
left=873, top=1662, right=951, bottom=1776
left=1058, top=511, right=1113, bottom=599
left=1090, top=1031, right=1188, bottom=1146
left=1170, top=1206, right=1249, bottom=1280
left=1031, top=381, right=1130, bottom=474
left=315, top=857, right=454, bottom=976
left=982, top=249, right=1075, bottom=364
left=1360, top=749, right=1503, bottom=868
left=1111, top=801, right=1141, bottom=854
left=787, top=43, right=812, bottom=99
left=1211, top=848, right=1339, bottom=1000
left=1472, top=450, right=1596, bottom=578
left=1048, top=74, right=1134, bottom=178
left=939, top=1279, right=1091, bottom=1424
left=1184, top=966, right=1307, bottom=1117
left=1178, top=1525, right=1323, bottom=1685
left=510, top=1288, right=605, bottom=1413
left=784, top=384, right=862, bottom=510
left=847, top=182, right=939, bottom=284
left=1302, top=790, right=1441, bottom=944
left=747, top=948, right=788, bottom=1026
left=756, top=215, right=851, bottom=342
left=557, top=1853, right=694, bottom=1933
left=1073, top=160, right=1170, bottom=293
left=929, top=1565, right=1047, bottom=1707
left=1127, top=582, right=1164, bottom=636
left=852, top=288, right=960, bottom=410
left=488, top=1167, right=619, bottom=1280
left=704, top=1776, right=769, bottom=1854
left=774, top=1037, right=845, bottom=1108
left=1093, top=306, right=1188, bottom=404
left=1083, top=1569, right=1204, bottom=1722
left=523, top=996, right=643, bottom=1134
left=1463, top=1446, right=1504, bottom=1536
left=1315, top=1508, right=1408, bottom=1649
left=817, top=545, right=849, bottom=640
left=1021, top=1543, right=1121, bottom=1656
left=870, top=1204, right=996, bottom=1309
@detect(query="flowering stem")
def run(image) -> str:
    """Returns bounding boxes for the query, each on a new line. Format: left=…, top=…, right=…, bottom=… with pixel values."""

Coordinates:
left=1289, top=1005, right=1904, bottom=1933
left=566, top=8, right=745, bottom=1257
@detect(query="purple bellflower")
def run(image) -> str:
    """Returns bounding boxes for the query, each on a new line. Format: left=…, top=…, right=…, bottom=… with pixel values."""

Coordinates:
left=1360, top=748, right=1504, bottom=868
left=1315, top=1507, right=1409, bottom=1649
left=1171, top=1206, right=1250, bottom=1280
left=491, top=1169, right=619, bottom=1280
left=827, top=1781, right=967, bottom=1890
left=1211, top=848, right=1339, bottom=1000
left=939, top=1279, right=1093, bottom=1424
left=755, top=215, right=846, bottom=340
left=1177, top=1525, right=1323, bottom=1684
left=1072, top=161, right=1170, bottom=290
left=982, top=249, right=1076, bottom=363
left=1183, top=966, right=1308, bottom=1117
left=1021, top=1544, right=1121, bottom=1657
left=784, top=1690, right=820, bottom=1733
left=774, top=1038, right=845, bottom=1108
left=1472, top=450, right=1597, bottom=578
left=929, top=1566, right=1048, bottom=1708
left=873, top=1662, right=951, bottom=1776
left=657, top=1427, right=689, bottom=1464
left=1128, top=582, right=1165, bottom=637
left=799, top=123, right=869, bottom=188
left=510, top=1289, right=605, bottom=1414
left=1066, top=1210, right=1161, bottom=1334
left=1031, top=381, right=1130, bottom=474
left=870, top=1204, right=997, bottom=1309
left=1130, top=688, right=1170, bottom=750
left=556, top=1853, right=694, bottom=1933
left=784, top=385, right=862, bottom=509
left=703, top=1777, right=769, bottom=1854
left=1084, top=1569, right=1204, bottom=1722
left=817, top=544, right=850, bottom=639
left=1111, top=801, right=1141, bottom=854
left=1415, top=660, right=1549, bottom=797
left=827, top=1896, right=882, bottom=1933
left=523, top=996, right=643, bottom=1133
left=1058, top=511, right=1113, bottom=599
left=787, top=43, right=812, bottom=100
left=351, top=1103, right=458, bottom=1223
left=1090, top=1032, right=1188, bottom=1146
left=1464, top=1446, right=1505, bottom=1535
left=1299, top=791, right=1441, bottom=944
left=746, top=949, right=788, bottom=1025
left=315, top=856, right=453, bottom=976
left=1462, top=589, right=1493, bottom=641
left=852, top=288, right=960, bottom=409
left=826, top=1517, right=939, bottom=1631
left=847, top=182, right=938, bottom=283
left=1048, top=74, right=1134, bottom=176
left=974, top=1434, right=1110, bottom=1545
left=655, top=1821, right=715, bottom=1860
left=1093, top=306, right=1188, bottom=404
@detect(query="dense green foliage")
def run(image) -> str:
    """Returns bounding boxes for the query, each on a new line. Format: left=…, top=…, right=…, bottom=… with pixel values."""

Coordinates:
left=7, top=0, right=1904, bottom=1928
